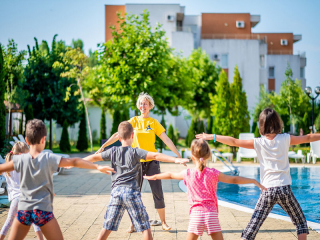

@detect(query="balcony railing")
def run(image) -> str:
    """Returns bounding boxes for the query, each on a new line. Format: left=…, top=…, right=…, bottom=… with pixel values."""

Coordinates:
left=201, top=33, right=267, bottom=42
left=267, top=50, right=293, bottom=55
left=174, top=26, right=192, bottom=32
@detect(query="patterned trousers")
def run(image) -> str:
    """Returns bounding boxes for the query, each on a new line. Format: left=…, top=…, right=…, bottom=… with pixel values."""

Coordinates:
left=241, top=185, right=309, bottom=240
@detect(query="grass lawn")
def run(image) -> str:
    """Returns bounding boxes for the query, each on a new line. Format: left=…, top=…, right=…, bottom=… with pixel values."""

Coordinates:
left=45, top=143, right=101, bottom=154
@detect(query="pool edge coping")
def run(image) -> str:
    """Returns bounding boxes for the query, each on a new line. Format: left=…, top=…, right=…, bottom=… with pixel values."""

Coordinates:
left=178, top=180, right=320, bottom=234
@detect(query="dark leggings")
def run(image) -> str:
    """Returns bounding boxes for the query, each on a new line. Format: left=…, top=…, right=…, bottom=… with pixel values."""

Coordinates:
left=140, top=160, right=165, bottom=209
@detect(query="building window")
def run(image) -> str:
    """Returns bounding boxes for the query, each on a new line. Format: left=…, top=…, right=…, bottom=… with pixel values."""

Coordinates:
left=260, top=55, right=265, bottom=68
left=269, top=67, right=275, bottom=78
left=221, top=54, right=228, bottom=68
left=300, top=67, right=305, bottom=78
left=268, top=78, right=275, bottom=92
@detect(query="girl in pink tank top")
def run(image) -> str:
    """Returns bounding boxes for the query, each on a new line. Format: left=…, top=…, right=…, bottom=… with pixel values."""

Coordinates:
left=145, top=139, right=266, bottom=240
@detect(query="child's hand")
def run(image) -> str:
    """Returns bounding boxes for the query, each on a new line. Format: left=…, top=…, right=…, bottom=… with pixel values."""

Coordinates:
left=175, top=158, right=189, bottom=167
left=195, top=133, right=213, bottom=141
left=97, top=166, right=116, bottom=175
left=256, top=181, right=267, bottom=191
left=144, top=175, right=157, bottom=181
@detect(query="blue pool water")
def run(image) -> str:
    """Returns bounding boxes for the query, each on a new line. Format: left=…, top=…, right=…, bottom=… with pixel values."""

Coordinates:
left=217, top=166, right=320, bottom=224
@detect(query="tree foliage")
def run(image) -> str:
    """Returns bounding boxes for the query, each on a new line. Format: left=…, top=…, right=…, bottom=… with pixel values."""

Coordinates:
left=100, top=108, right=107, bottom=143
left=76, top=109, right=88, bottom=151
left=211, top=70, right=232, bottom=136
left=0, top=44, right=6, bottom=148
left=186, top=118, right=197, bottom=147
left=230, top=66, right=250, bottom=137
left=60, top=120, right=71, bottom=152
left=184, top=48, right=220, bottom=119
left=167, top=124, right=175, bottom=145
left=111, top=109, right=122, bottom=135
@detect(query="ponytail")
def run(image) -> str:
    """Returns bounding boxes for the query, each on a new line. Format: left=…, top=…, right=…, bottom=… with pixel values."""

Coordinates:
left=4, top=142, right=29, bottom=177
left=190, top=139, right=211, bottom=172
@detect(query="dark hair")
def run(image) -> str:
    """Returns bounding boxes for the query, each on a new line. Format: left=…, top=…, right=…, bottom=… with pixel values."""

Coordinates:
left=26, top=119, right=47, bottom=145
left=118, top=121, right=133, bottom=140
left=190, top=139, right=211, bottom=171
left=258, top=108, right=282, bottom=135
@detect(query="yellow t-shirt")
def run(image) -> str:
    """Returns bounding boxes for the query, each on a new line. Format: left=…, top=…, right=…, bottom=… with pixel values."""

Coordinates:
left=128, top=116, right=166, bottom=162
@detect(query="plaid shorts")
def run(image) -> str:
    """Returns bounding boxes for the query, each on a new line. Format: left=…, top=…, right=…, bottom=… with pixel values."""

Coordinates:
left=103, top=186, right=150, bottom=232
left=242, top=185, right=309, bottom=240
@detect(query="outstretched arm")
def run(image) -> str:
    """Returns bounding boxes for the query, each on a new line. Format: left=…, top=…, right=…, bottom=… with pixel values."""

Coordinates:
left=290, top=134, right=320, bottom=145
left=95, top=132, right=119, bottom=154
left=218, top=172, right=266, bottom=191
left=159, top=132, right=182, bottom=158
left=196, top=133, right=254, bottom=149
left=146, top=152, right=189, bottom=166
left=144, top=170, right=185, bottom=181
left=59, top=158, right=115, bottom=174
left=0, top=162, right=14, bottom=174
left=84, top=153, right=104, bottom=163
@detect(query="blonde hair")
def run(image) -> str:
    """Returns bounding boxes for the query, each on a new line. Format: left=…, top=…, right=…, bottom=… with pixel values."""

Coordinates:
left=190, top=139, right=212, bottom=171
left=136, top=92, right=155, bottom=110
left=5, top=142, right=29, bottom=177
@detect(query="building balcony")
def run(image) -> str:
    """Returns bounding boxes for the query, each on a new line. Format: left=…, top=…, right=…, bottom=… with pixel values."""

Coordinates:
left=174, top=26, right=192, bottom=32
left=267, top=50, right=293, bottom=55
left=201, top=33, right=267, bottom=43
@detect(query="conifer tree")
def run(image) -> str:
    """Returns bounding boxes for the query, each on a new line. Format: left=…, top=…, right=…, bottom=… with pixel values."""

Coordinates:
left=100, top=108, right=107, bottom=143
left=121, top=108, right=130, bottom=122
left=206, top=116, right=213, bottom=134
left=186, top=118, right=197, bottom=147
left=199, top=120, right=205, bottom=134
left=211, top=70, right=232, bottom=136
left=76, top=110, right=88, bottom=151
left=60, top=120, right=71, bottom=152
left=111, top=109, right=122, bottom=135
left=230, top=66, right=250, bottom=138
left=167, top=124, right=175, bottom=144
left=0, top=45, right=5, bottom=148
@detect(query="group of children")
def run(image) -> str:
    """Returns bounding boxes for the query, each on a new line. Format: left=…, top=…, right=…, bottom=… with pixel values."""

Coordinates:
left=0, top=108, right=319, bottom=240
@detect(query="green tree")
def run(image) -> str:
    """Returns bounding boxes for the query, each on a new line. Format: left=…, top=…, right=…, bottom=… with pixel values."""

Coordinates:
left=0, top=44, right=6, bottom=148
left=100, top=108, right=107, bottom=143
left=272, top=64, right=310, bottom=134
left=230, top=66, right=250, bottom=138
left=76, top=109, right=88, bottom=151
left=167, top=124, right=175, bottom=145
left=121, top=107, right=130, bottom=122
left=53, top=46, right=93, bottom=151
left=60, top=120, right=71, bottom=152
left=186, top=118, right=197, bottom=147
left=211, top=70, right=232, bottom=136
left=207, top=116, right=213, bottom=134
left=71, top=39, right=84, bottom=52
left=98, top=11, right=174, bottom=113
left=88, top=49, right=98, bottom=68
left=198, top=120, right=205, bottom=134
left=24, top=104, right=34, bottom=135
left=111, top=109, right=122, bottom=135
left=184, top=48, right=220, bottom=119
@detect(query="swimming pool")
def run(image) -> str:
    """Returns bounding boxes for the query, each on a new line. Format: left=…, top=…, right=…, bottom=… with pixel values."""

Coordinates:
left=217, top=166, right=320, bottom=224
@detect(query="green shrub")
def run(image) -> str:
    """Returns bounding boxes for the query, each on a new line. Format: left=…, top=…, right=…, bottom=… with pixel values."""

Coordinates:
left=0, top=45, right=6, bottom=148
left=186, top=118, right=197, bottom=147
left=207, top=116, right=213, bottom=134
left=100, top=108, right=107, bottom=143
left=198, top=120, right=205, bottom=134
left=60, top=120, right=71, bottom=152
left=76, top=110, right=88, bottom=151
left=167, top=124, right=175, bottom=144
left=111, top=109, right=121, bottom=135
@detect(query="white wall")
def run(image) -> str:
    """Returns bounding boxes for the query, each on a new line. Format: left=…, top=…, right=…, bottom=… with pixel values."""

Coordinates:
left=126, top=4, right=183, bottom=46
left=267, top=54, right=306, bottom=92
left=201, top=39, right=262, bottom=112
left=172, top=31, right=194, bottom=57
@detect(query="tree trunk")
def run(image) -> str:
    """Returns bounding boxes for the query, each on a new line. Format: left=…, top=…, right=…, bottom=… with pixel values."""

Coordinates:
left=77, top=77, right=93, bottom=152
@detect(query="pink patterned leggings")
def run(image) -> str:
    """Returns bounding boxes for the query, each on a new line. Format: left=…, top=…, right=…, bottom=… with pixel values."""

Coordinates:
left=0, top=198, right=41, bottom=236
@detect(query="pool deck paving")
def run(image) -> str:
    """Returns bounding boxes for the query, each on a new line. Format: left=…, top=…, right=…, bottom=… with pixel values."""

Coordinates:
left=0, top=156, right=319, bottom=239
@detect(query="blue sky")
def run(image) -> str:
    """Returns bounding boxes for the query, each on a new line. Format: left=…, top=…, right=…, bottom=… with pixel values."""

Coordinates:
left=1, top=0, right=319, bottom=90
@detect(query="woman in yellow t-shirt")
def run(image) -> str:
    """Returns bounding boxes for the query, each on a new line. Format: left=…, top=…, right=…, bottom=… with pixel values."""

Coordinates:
left=97, top=92, right=181, bottom=232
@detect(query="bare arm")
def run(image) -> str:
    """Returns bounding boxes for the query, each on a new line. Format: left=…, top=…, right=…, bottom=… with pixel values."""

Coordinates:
left=146, top=152, right=189, bottom=166
left=0, top=162, right=14, bottom=174
left=218, top=172, right=266, bottom=191
left=59, top=158, right=115, bottom=174
left=196, top=133, right=254, bottom=149
left=290, top=134, right=320, bottom=145
left=143, top=170, right=185, bottom=181
left=95, top=132, right=119, bottom=154
left=84, top=153, right=104, bottom=163
left=159, top=132, right=182, bottom=158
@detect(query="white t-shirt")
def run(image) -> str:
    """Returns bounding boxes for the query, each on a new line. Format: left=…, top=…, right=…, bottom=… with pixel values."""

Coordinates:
left=3, top=170, right=20, bottom=202
left=254, top=133, right=291, bottom=188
